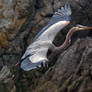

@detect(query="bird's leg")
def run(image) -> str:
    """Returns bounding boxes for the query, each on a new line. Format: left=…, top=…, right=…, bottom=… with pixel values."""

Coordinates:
left=14, top=59, right=23, bottom=67
left=14, top=59, right=24, bottom=68
left=14, top=62, right=19, bottom=68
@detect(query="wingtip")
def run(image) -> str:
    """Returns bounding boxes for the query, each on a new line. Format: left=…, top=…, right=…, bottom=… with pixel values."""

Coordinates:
left=55, top=3, right=72, bottom=17
left=64, top=3, right=72, bottom=15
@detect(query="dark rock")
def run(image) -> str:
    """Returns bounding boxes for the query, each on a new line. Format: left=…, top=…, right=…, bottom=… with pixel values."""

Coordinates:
left=0, top=0, right=92, bottom=92
left=29, top=37, right=92, bottom=92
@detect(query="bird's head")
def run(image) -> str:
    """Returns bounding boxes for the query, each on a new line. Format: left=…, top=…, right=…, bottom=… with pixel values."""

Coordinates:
left=74, top=25, right=92, bottom=31
left=66, top=24, right=92, bottom=40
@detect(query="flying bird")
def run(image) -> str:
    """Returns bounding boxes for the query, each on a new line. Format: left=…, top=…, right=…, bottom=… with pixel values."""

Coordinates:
left=20, top=4, right=92, bottom=71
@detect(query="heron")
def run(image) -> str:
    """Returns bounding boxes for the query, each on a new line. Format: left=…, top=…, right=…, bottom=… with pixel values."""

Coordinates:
left=20, top=4, right=92, bottom=71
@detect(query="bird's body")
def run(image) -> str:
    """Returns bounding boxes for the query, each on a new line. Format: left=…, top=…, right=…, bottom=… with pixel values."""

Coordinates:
left=20, top=4, right=72, bottom=71
left=20, top=4, right=92, bottom=71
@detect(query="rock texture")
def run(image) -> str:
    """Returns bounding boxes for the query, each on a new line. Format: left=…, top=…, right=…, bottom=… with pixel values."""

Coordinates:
left=0, top=0, right=92, bottom=92
left=30, top=37, right=92, bottom=92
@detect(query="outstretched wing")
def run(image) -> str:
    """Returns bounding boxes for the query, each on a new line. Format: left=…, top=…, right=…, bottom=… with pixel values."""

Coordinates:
left=33, top=4, right=72, bottom=42
left=21, top=46, right=49, bottom=71
left=49, top=4, right=71, bottom=25
left=21, top=41, right=53, bottom=60
left=20, top=41, right=55, bottom=71
left=20, top=4, right=72, bottom=71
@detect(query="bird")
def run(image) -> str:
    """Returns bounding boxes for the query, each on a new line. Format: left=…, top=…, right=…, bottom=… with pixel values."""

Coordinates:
left=20, top=4, right=92, bottom=71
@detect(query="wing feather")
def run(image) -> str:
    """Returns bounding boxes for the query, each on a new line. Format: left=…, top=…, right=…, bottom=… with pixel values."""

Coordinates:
left=20, top=4, right=72, bottom=71
left=33, top=4, right=72, bottom=42
left=21, top=57, right=47, bottom=71
left=21, top=41, right=53, bottom=60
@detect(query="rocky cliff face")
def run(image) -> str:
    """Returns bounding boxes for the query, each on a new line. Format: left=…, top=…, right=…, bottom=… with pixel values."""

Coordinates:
left=0, top=0, right=92, bottom=92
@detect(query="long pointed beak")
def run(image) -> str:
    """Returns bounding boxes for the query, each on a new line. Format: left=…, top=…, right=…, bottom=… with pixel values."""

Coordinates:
left=78, top=26, right=92, bottom=30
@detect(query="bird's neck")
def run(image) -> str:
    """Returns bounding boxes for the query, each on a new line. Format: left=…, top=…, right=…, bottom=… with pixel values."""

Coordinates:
left=55, top=27, right=76, bottom=52
left=48, top=27, right=75, bottom=57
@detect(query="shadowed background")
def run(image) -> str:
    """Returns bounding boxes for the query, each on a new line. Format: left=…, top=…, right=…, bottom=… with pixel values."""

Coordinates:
left=0, top=0, right=92, bottom=92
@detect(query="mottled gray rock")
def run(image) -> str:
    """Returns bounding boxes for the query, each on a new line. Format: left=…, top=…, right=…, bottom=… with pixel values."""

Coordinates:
left=0, top=0, right=92, bottom=92
left=0, top=65, right=11, bottom=82
left=29, top=37, right=92, bottom=92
